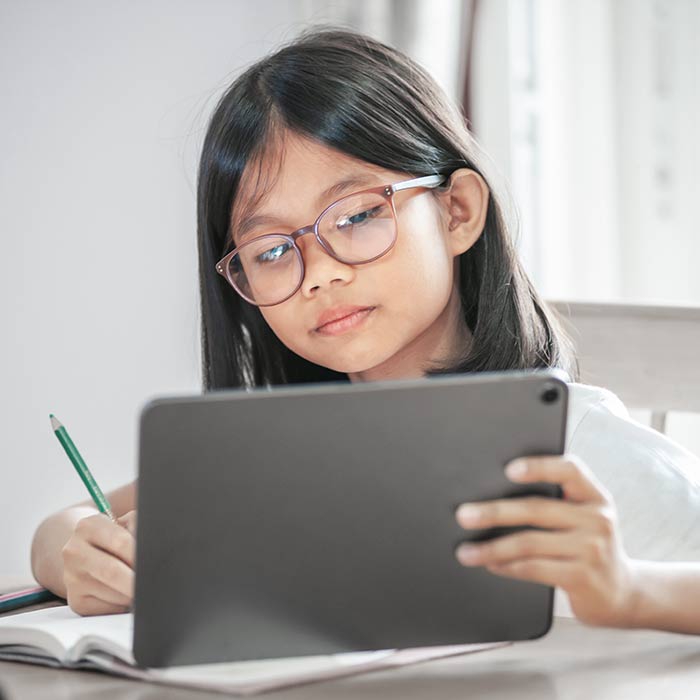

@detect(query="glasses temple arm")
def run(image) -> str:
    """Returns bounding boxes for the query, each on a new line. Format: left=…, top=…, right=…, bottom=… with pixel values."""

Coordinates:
left=391, top=174, right=447, bottom=193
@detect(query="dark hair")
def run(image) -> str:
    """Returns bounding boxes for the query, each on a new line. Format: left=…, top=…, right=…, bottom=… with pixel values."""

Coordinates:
left=197, top=26, right=578, bottom=390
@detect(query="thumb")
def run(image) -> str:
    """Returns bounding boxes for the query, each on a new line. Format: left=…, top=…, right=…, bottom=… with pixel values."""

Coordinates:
left=116, top=510, right=137, bottom=536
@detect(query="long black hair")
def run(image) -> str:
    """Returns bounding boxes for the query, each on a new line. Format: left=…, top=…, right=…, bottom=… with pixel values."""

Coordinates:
left=197, top=26, right=578, bottom=390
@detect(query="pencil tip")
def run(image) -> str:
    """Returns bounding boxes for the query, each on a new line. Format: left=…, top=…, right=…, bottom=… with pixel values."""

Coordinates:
left=50, top=415, right=62, bottom=431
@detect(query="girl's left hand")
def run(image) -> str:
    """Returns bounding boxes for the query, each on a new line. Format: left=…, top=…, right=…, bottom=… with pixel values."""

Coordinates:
left=454, top=455, right=636, bottom=628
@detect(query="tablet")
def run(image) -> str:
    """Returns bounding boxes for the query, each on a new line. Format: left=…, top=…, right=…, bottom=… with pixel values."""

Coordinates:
left=132, top=369, right=568, bottom=667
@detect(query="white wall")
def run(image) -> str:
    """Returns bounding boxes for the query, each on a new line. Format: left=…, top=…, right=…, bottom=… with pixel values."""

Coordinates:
left=0, top=0, right=470, bottom=578
left=1, top=1, right=310, bottom=576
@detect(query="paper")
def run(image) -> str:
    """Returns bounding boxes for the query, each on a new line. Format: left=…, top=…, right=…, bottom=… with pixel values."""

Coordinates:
left=0, top=605, right=510, bottom=695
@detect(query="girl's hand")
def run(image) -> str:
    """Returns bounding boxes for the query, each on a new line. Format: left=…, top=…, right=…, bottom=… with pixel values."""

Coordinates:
left=454, top=456, right=637, bottom=628
left=62, top=510, right=137, bottom=616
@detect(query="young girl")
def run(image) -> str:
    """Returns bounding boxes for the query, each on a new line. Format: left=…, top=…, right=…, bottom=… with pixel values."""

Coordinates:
left=31, top=27, right=700, bottom=634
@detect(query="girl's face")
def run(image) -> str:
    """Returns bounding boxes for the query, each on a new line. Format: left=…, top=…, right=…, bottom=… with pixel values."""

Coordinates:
left=231, top=131, right=489, bottom=381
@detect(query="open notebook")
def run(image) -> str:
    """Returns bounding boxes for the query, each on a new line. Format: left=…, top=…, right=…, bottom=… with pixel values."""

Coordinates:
left=0, top=606, right=509, bottom=695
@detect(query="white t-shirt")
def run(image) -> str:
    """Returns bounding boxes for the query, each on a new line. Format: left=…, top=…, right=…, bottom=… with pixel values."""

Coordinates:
left=554, top=382, right=700, bottom=616
left=566, top=382, right=700, bottom=559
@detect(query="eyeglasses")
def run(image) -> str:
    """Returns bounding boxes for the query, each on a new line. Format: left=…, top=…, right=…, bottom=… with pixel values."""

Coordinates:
left=215, top=174, right=447, bottom=307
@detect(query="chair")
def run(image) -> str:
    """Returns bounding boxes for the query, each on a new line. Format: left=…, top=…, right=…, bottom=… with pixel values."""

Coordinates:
left=548, top=300, right=700, bottom=434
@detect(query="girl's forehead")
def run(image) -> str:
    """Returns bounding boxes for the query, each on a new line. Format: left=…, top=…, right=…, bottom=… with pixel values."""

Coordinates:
left=232, top=131, right=391, bottom=226
left=243, top=132, right=383, bottom=192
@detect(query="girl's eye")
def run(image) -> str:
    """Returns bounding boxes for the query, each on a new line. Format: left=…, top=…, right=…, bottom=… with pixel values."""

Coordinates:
left=337, top=205, right=385, bottom=230
left=255, top=242, right=292, bottom=264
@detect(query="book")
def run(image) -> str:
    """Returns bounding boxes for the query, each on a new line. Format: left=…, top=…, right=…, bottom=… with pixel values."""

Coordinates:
left=0, top=605, right=509, bottom=695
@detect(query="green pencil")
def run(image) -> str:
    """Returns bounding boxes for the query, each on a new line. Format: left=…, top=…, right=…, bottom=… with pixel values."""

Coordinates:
left=49, top=414, right=116, bottom=523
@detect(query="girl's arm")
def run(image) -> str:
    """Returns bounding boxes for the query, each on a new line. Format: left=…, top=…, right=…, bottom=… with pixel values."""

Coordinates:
left=30, top=480, right=137, bottom=598
left=627, top=560, right=700, bottom=635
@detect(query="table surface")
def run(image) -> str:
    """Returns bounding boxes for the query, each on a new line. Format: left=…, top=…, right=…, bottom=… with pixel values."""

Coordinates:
left=2, top=576, right=700, bottom=699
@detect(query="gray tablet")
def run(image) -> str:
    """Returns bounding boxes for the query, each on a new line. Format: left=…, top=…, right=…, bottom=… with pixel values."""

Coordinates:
left=132, top=369, right=568, bottom=668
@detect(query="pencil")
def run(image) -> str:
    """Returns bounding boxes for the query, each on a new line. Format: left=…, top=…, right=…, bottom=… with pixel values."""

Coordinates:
left=49, top=414, right=116, bottom=523
left=0, top=586, right=62, bottom=613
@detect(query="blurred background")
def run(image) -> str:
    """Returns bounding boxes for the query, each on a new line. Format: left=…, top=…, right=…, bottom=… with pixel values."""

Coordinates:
left=2, top=0, right=699, bottom=575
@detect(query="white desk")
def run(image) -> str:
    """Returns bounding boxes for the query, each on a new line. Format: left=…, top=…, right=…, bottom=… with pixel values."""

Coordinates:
left=2, top=577, right=700, bottom=699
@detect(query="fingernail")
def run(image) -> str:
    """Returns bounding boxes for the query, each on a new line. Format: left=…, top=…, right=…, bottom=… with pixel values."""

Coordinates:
left=456, top=504, right=482, bottom=525
left=456, top=545, right=480, bottom=565
left=506, top=460, right=527, bottom=478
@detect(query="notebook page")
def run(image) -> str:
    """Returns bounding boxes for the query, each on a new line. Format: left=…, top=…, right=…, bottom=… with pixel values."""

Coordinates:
left=0, top=606, right=132, bottom=664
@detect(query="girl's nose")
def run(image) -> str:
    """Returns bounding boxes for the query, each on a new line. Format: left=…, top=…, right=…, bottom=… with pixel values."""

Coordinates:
left=297, top=232, right=355, bottom=297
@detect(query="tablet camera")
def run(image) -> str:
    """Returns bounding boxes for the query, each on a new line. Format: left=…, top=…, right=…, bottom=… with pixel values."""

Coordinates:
left=540, top=384, right=560, bottom=404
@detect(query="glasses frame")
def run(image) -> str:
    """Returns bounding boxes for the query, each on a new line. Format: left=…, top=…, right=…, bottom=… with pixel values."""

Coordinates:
left=215, top=173, right=447, bottom=307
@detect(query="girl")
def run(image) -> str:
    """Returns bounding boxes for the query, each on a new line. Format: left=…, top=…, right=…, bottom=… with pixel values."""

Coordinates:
left=31, top=27, right=700, bottom=634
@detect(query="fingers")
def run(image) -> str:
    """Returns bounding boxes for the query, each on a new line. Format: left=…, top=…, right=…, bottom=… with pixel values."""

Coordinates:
left=77, top=513, right=135, bottom=569
left=79, top=572, right=133, bottom=608
left=67, top=593, right=131, bottom=617
left=82, top=547, right=135, bottom=601
left=62, top=513, right=136, bottom=617
left=484, top=558, right=582, bottom=589
left=117, top=510, right=137, bottom=537
left=455, top=454, right=614, bottom=532
left=456, top=496, right=590, bottom=531
left=505, top=454, right=611, bottom=504
left=456, top=529, right=596, bottom=567
left=62, top=537, right=135, bottom=601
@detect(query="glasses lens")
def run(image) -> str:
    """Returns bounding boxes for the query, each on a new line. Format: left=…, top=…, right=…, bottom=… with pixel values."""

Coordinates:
left=229, top=235, right=301, bottom=305
left=318, top=193, right=395, bottom=262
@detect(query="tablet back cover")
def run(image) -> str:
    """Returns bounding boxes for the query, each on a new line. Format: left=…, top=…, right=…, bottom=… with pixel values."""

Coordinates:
left=133, top=370, right=567, bottom=667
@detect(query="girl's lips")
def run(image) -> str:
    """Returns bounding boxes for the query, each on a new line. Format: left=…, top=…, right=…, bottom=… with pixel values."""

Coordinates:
left=315, top=307, right=376, bottom=336
left=315, top=304, right=375, bottom=330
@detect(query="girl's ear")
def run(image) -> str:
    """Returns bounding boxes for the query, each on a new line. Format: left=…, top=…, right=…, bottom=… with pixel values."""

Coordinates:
left=437, top=168, right=490, bottom=256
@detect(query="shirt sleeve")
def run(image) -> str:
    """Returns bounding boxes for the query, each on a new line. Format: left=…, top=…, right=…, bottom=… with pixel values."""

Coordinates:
left=567, top=388, right=700, bottom=562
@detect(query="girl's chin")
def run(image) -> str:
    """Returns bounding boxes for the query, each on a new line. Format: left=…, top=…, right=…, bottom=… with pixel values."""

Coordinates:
left=308, top=350, right=388, bottom=376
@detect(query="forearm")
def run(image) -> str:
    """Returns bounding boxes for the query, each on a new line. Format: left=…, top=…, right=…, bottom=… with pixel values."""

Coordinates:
left=626, top=560, right=700, bottom=635
left=30, top=506, right=98, bottom=598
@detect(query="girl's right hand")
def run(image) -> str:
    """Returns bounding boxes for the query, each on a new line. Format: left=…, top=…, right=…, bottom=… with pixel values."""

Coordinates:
left=61, top=510, right=137, bottom=616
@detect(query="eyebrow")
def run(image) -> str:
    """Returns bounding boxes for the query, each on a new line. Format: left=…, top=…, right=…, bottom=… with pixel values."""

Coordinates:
left=233, top=173, right=381, bottom=244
